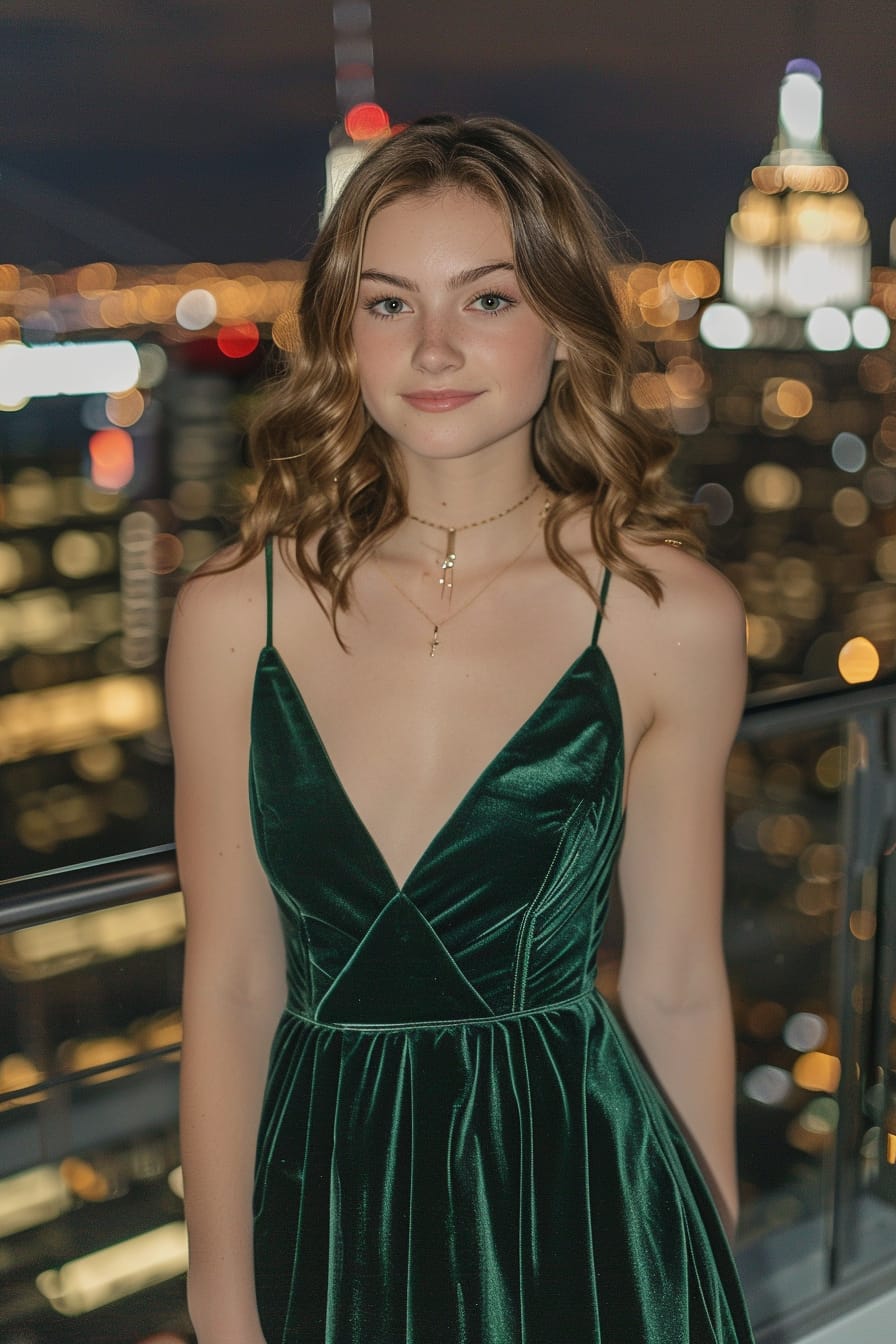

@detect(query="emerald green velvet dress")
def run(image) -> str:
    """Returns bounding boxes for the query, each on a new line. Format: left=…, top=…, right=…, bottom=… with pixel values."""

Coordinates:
left=250, top=537, right=755, bottom=1343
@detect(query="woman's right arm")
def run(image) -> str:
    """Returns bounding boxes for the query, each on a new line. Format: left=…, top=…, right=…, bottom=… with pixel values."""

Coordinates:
left=165, top=559, right=286, bottom=1344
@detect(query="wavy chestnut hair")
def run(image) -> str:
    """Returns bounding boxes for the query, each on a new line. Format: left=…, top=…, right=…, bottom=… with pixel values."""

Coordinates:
left=212, top=114, right=704, bottom=626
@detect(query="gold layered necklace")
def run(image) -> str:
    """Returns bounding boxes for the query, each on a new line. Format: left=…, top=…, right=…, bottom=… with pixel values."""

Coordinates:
left=376, top=494, right=552, bottom=656
left=407, top=478, right=541, bottom=604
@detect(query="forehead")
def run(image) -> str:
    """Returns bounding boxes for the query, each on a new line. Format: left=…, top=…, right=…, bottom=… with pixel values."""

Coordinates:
left=361, top=189, right=512, bottom=268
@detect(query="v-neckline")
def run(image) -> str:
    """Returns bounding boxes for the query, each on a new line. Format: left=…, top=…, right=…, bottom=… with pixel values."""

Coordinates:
left=253, top=642, right=625, bottom=895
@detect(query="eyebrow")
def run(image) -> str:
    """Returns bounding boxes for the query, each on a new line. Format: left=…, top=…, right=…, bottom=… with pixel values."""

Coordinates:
left=358, top=262, right=516, bottom=292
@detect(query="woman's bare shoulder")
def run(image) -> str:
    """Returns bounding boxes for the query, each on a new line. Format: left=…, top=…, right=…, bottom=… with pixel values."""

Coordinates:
left=623, top=537, right=744, bottom=632
left=621, top=537, right=747, bottom=718
left=647, top=542, right=746, bottom=663
left=166, top=541, right=271, bottom=699
left=172, top=542, right=267, bottom=638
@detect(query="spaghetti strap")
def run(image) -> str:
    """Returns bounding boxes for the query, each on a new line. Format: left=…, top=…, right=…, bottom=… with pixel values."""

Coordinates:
left=264, top=536, right=273, bottom=648
left=591, top=565, right=612, bottom=646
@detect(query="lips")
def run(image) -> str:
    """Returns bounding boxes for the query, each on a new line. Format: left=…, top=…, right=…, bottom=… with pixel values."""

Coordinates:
left=400, top=390, right=482, bottom=413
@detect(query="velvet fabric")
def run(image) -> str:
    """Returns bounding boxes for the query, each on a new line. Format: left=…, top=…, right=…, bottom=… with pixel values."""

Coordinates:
left=249, top=537, right=755, bottom=1343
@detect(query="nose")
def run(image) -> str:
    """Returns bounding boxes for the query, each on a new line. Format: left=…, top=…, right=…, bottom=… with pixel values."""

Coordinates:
left=411, top=313, right=463, bottom=375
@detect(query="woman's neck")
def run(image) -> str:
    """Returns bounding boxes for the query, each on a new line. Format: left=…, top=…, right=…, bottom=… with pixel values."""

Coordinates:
left=399, top=451, right=541, bottom=532
left=380, top=466, right=551, bottom=583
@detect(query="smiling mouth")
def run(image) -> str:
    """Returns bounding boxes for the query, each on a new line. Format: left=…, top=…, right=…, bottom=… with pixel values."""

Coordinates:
left=400, top=390, right=483, bottom=412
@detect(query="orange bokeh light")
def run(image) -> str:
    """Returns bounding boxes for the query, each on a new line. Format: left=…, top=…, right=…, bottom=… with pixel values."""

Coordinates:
left=792, top=1051, right=841, bottom=1093
left=345, top=102, right=390, bottom=141
left=89, top=429, right=134, bottom=491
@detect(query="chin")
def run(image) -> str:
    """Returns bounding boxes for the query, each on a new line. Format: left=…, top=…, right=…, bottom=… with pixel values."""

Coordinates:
left=388, top=426, right=535, bottom=463
left=398, top=439, right=513, bottom=465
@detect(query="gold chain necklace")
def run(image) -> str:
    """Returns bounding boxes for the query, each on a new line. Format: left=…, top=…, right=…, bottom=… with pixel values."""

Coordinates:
left=407, top=478, right=541, bottom=604
left=376, top=495, right=551, bottom=657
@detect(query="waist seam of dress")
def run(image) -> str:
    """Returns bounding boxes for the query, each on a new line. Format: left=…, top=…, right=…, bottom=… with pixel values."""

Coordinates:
left=284, top=985, right=600, bottom=1033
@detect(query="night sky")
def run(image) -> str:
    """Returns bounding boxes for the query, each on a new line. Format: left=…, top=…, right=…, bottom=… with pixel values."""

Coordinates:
left=2, top=0, right=895, bottom=273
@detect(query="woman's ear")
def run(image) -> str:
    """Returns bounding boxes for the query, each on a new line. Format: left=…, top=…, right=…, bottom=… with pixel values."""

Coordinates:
left=554, top=338, right=569, bottom=362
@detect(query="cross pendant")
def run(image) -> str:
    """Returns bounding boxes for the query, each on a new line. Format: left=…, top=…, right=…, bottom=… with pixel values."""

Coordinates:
left=430, top=625, right=440, bottom=657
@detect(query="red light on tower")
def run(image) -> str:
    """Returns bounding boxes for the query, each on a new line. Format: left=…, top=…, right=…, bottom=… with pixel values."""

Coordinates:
left=345, top=103, right=390, bottom=142
left=217, top=322, right=260, bottom=359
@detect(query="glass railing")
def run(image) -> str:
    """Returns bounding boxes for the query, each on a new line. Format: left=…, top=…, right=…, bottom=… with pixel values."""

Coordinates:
left=0, top=679, right=894, bottom=1343
left=729, top=673, right=896, bottom=1340
left=0, top=849, right=187, bottom=1343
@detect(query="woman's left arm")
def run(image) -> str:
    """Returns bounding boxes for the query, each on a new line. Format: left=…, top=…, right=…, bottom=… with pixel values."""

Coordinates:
left=615, top=557, right=748, bottom=1239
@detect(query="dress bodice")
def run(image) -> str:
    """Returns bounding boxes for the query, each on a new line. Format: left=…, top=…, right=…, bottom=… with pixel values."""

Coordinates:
left=248, top=539, right=625, bottom=1027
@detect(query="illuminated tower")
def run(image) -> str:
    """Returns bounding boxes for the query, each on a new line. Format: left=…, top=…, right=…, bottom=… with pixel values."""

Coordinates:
left=701, top=60, right=889, bottom=352
left=321, top=0, right=390, bottom=225
left=724, top=59, right=870, bottom=317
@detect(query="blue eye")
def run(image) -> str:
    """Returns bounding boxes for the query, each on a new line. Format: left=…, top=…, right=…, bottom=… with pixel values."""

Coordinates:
left=363, top=296, right=409, bottom=319
left=470, top=291, right=516, bottom=315
left=360, top=290, right=517, bottom=319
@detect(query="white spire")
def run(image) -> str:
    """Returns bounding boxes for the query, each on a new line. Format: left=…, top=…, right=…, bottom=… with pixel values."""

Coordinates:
left=778, top=59, right=824, bottom=152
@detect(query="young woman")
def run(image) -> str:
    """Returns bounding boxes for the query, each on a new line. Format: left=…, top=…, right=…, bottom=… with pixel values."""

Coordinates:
left=166, top=115, right=754, bottom=1343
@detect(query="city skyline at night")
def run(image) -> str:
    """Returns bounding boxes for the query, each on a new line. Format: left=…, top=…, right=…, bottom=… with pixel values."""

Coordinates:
left=3, top=1, right=895, bottom=271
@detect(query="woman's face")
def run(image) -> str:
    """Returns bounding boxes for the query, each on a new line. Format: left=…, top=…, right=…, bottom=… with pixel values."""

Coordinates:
left=351, top=188, right=565, bottom=468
